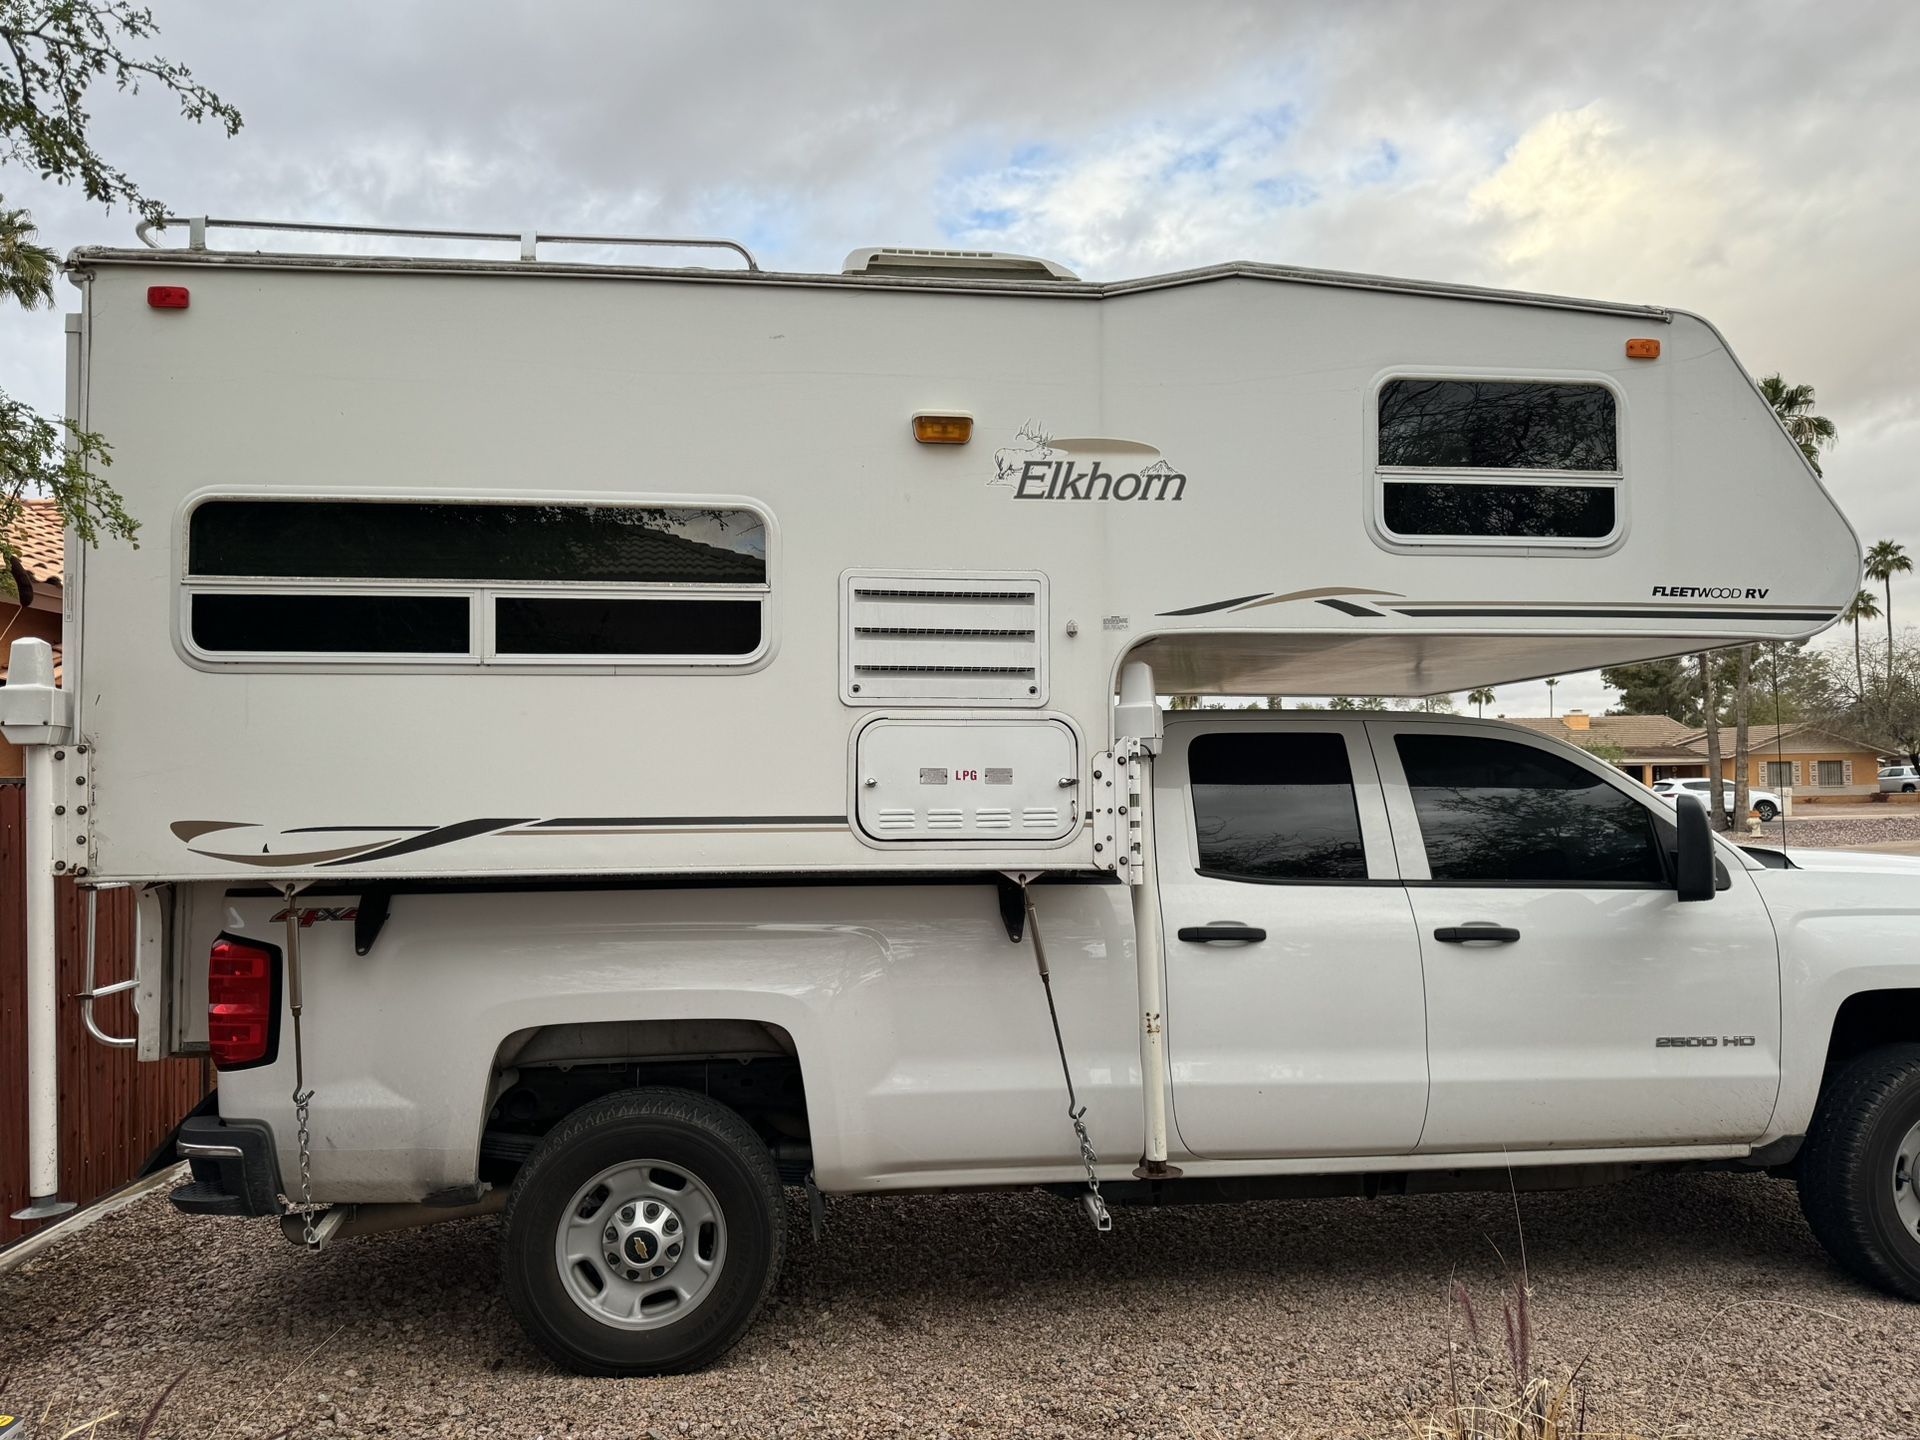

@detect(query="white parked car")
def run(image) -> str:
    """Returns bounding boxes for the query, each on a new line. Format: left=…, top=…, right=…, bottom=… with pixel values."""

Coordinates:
left=1881, top=765, right=1919, bottom=794
left=1653, top=777, right=1782, bottom=822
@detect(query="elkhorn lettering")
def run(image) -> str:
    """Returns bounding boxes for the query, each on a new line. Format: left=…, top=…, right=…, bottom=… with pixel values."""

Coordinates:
left=1016, top=459, right=1186, bottom=502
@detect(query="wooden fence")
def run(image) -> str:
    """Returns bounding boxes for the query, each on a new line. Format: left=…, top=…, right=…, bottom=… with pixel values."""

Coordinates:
left=0, top=779, right=211, bottom=1243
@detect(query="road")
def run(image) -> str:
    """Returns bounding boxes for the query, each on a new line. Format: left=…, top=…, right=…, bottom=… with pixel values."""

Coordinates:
left=3, top=1172, right=1917, bottom=1438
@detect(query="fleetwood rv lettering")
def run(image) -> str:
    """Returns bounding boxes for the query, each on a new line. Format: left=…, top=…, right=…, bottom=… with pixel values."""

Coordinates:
left=7, top=219, right=1919, bottom=1377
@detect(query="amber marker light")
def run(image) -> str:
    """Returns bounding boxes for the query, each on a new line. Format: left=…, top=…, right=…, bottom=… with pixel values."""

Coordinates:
left=912, top=412, right=974, bottom=444
left=1625, top=338, right=1661, bottom=359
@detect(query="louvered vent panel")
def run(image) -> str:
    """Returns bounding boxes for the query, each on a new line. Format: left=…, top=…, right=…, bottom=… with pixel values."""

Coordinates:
left=843, top=573, right=1047, bottom=705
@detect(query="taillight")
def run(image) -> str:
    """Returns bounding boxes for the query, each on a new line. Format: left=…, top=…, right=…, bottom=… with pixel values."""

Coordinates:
left=208, top=938, right=276, bottom=1068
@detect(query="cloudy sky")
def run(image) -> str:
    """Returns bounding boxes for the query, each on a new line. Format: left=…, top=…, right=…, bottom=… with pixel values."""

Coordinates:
left=5, top=0, right=1916, bottom=715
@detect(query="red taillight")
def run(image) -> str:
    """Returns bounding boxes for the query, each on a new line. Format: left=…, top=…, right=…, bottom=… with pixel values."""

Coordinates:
left=208, top=938, right=275, bottom=1068
left=147, top=285, right=190, bottom=309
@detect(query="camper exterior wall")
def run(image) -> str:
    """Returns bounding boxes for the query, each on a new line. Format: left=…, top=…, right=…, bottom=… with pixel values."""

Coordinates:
left=66, top=254, right=1858, bottom=883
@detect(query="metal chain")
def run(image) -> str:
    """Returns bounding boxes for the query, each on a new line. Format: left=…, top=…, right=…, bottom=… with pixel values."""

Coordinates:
left=291, top=1084, right=320, bottom=1247
left=278, top=885, right=326, bottom=1249
left=1025, top=888, right=1112, bottom=1231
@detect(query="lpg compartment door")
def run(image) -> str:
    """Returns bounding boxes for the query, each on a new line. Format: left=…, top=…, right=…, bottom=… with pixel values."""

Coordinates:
left=854, top=717, right=1079, bottom=843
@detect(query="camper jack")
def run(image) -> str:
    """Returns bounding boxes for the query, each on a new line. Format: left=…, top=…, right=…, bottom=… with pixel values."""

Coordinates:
left=14, top=218, right=1920, bottom=1376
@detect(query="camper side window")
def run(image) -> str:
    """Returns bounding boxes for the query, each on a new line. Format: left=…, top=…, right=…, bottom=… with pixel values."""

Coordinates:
left=181, top=498, right=770, bottom=667
left=1375, top=378, right=1622, bottom=548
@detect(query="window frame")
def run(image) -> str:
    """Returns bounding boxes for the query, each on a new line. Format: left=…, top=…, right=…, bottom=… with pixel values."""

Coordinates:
left=1369, top=721, right=1698, bottom=890
left=1365, top=369, right=1629, bottom=557
left=1164, top=719, right=1402, bottom=887
left=174, top=488, right=778, bottom=675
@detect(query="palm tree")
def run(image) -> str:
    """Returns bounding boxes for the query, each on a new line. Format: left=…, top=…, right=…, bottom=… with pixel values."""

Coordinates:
left=1865, top=539, right=1912, bottom=684
left=1756, top=374, right=1838, bottom=476
left=1842, top=588, right=1881, bottom=700
left=1544, top=677, right=1559, bottom=716
left=1743, top=377, right=1838, bottom=808
left=0, top=206, right=59, bottom=311
left=1468, top=686, right=1495, bottom=717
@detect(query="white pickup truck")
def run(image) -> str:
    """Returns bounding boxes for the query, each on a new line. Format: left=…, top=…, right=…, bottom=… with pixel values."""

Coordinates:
left=173, top=711, right=1920, bottom=1374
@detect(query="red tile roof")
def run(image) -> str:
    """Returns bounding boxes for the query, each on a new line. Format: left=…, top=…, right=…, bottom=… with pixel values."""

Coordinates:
left=6, top=499, right=64, bottom=587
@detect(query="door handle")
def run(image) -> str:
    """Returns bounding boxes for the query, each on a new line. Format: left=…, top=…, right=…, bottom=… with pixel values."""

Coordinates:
left=1433, top=925, right=1521, bottom=944
left=1177, top=924, right=1267, bottom=943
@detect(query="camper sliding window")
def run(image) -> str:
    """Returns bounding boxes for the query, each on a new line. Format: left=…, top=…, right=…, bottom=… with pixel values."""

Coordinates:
left=181, top=499, right=769, bottom=666
left=1374, top=379, right=1622, bottom=549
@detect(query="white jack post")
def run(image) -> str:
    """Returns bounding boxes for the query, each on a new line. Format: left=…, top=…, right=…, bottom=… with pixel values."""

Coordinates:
left=1113, top=660, right=1181, bottom=1182
left=1, top=637, right=77, bottom=1221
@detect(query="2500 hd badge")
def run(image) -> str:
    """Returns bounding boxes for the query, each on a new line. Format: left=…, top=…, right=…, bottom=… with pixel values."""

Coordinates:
left=1656, top=1035, right=1758, bottom=1048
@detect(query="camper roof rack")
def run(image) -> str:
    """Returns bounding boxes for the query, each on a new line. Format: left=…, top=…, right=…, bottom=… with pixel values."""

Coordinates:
left=841, top=247, right=1079, bottom=281
left=134, top=216, right=760, bottom=271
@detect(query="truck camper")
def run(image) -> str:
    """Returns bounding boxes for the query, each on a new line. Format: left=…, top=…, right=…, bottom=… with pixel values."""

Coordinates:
left=8, top=219, right=1920, bottom=1376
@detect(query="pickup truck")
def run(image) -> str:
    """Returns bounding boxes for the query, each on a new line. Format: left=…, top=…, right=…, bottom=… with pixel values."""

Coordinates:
left=173, top=712, right=1920, bottom=1374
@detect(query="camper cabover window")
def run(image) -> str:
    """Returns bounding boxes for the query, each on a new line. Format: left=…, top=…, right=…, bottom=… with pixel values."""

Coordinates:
left=1375, top=378, right=1622, bottom=548
left=182, top=497, right=769, bottom=666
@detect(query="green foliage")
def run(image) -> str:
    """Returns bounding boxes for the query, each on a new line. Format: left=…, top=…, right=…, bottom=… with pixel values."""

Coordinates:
left=1601, top=657, right=1703, bottom=724
left=0, top=2, right=239, bottom=583
left=1756, top=373, right=1838, bottom=477
left=0, top=201, right=55, bottom=305
left=1795, top=628, right=1920, bottom=766
left=0, top=2, right=240, bottom=223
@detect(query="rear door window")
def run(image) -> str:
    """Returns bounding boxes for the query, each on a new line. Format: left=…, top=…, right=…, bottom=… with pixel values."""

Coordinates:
left=1188, top=731, right=1370, bottom=882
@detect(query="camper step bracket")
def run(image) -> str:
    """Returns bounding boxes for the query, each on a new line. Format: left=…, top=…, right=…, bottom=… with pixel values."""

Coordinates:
left=995, top=872, right=1027, bottom=943
left=354, top=888, right=393, bottom=956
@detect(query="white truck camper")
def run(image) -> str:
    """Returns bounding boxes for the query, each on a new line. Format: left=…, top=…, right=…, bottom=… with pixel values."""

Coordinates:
left=6, top=218, right=1918, bottom=1376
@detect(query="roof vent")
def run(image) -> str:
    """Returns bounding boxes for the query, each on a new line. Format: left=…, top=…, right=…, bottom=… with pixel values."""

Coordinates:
left=841, top=247, right=1079, bottom=281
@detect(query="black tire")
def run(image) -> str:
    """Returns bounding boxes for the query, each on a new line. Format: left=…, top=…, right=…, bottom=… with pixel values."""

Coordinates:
left=501, top=1088, right=785, bottom=1375
left=1797, top=1044, right=1920, bottom=1300
left=1904, top=783, right=1916, bottom=794
left=1755, top=801, right=1779, bottom=822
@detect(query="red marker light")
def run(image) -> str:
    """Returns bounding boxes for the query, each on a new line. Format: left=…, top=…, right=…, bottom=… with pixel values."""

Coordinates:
left=147, top=286, right=190, bottom=310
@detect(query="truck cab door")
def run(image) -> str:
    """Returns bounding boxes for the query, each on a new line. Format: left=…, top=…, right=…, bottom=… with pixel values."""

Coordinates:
left=1367, top=721, right=1781, bottom=1154
left=1155, top=718, right=1428, bottom=1159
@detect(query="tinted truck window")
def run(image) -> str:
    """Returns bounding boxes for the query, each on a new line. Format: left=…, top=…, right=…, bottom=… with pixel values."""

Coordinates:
left=1189, top=731, right=1368, bottom=882
left=1396, top=734, right=1665, bottom=884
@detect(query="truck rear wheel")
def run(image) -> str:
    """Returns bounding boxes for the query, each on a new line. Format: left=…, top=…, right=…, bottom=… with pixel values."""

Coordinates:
left=500, top=1088, right=785, bottom=1374
left=1798, top=1044, right=1920, bottom=1300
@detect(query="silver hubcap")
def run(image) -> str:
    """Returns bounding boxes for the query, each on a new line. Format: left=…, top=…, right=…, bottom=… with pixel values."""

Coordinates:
left=556, top=1160, right=726, bottom=1330
left=1896, top=1118, right=1920, bottom=1240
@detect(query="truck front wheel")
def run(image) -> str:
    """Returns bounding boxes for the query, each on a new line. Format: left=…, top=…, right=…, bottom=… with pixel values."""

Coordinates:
left=1798, top=1044, right=1920, bottom=1300
left=500, top=1088, right=786, bottom=1374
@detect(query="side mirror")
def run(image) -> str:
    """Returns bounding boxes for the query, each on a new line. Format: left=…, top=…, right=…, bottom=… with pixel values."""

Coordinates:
left=1674, top=793, right=1716, bottom=902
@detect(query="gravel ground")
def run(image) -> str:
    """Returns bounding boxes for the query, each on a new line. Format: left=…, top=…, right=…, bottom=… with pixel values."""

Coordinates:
left=1738, top=810, right=1920, bottom=851
left=4, top=1173, right=1919, bottom=1438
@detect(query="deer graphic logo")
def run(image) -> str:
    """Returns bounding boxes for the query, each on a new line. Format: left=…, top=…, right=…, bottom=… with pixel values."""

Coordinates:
left=990, top=420, right=1058, bottom=488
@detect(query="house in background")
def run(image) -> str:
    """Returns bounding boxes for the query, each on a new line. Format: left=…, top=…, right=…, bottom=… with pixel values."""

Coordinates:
left=1687, top=723, right=1884, bottom=800
left=1500, top=709, right=1884, bottom=800
left=1502, top=711, right=1710, bottom=785
left=1, top=499, right=63, bottom=778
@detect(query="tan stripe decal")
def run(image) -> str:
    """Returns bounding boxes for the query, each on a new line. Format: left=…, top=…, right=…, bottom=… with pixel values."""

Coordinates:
left=1232, top=587, right=1403, bottom=612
